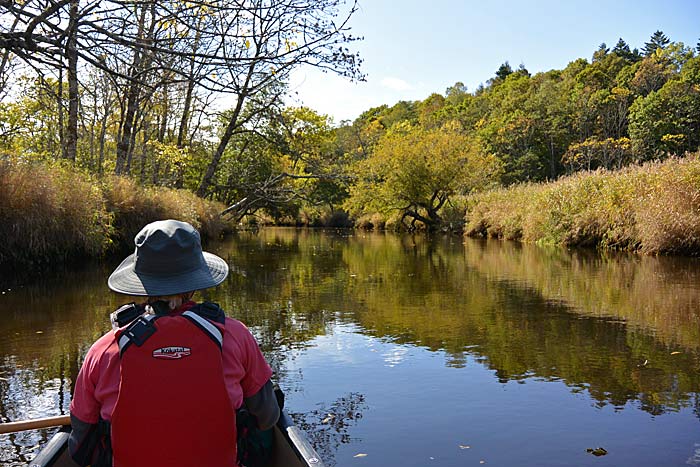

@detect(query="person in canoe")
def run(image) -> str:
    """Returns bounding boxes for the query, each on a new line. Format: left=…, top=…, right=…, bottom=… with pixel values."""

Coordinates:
left=68, top=219, right=280, bottom=467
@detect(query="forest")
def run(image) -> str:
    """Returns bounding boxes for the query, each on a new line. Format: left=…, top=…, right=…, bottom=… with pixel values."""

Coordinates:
left=1, top=0, right=700, bottom=263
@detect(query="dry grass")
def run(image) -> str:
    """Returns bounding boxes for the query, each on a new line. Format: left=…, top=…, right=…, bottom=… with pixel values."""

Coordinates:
left=0, top=159, right=112, bottom=267
left=0, top=158, right=230, bottom=270
left=103, top=176, right=228, bottom=249
left=465, top=153, right=700, bottom=255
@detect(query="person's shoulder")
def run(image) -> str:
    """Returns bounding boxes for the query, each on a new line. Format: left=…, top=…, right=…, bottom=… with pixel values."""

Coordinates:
left=223, top=316, right=251, bottom=335
left=87, top=331, right=117, bottom=358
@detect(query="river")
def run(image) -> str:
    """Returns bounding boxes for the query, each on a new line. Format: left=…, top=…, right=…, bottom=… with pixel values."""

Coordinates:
left=1, top=228, right=700, bottom=466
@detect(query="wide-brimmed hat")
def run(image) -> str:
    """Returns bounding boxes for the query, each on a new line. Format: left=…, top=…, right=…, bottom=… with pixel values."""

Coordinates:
left=108, top=220, right=229, bottom=296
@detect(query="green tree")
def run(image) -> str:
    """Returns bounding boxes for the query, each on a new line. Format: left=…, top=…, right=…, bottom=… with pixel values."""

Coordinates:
left=612, top=38, right=642, bottom=62
left=445, top=81, right=469, bottom=105
left=346, top=122, right=502, bottom=230
left=495, top=61, right=514, bottom=81
left=643, top=30, right=671, bottom=56
left=592, top=43, right=610, bottom=62
left=629, top=56, right=700, bottom=157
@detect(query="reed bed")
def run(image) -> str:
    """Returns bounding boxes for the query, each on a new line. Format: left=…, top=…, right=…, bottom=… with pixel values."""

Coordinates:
left=0, top=158, right=229, bottom=270
left=465, top=153, right=700, bottom=255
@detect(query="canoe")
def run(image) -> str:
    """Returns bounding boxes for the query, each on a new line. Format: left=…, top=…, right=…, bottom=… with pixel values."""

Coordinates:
left=28, top=410, right=325, bottom=467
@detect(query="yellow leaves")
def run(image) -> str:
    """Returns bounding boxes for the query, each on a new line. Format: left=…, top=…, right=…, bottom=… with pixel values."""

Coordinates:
left=661, top=134, right=686, bottom=144
left=245, top=40, right=251, bottom=49
left=602, top=86, right=633, bottom=104
left=149, top=141, right=190, bottom=165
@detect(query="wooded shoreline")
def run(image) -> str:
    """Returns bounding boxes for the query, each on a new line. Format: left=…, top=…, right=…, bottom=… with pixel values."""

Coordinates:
left=3, top=153, right=700, bottom=280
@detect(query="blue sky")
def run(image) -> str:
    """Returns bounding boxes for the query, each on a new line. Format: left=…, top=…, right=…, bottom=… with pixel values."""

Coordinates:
left=289, top=0, right=700, bottom=123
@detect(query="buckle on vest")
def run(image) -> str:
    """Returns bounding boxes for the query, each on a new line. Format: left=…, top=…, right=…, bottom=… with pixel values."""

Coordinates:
left=110, top=303, right=145, bottom=329
left=123, top=316, right=157, bottom=347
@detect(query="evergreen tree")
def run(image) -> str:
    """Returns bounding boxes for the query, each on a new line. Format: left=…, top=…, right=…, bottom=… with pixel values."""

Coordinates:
left=613, top=38, right=630, bottom=55
left=631, top=48, right=643, bottom=61
left=495, top=62, right=513, bottom=81
left=516, top=63, right=530, bottom=78
left=592, top=43, right=609, bottom=62
left=613, top=38, right=642, bottom=62
left=643, top=30, right=670, bottom=56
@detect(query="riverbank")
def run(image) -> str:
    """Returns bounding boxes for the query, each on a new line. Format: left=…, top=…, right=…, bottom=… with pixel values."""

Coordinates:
left=464, top=153, right=700, bottom=255
left=1, top=158, right=230, bottom=273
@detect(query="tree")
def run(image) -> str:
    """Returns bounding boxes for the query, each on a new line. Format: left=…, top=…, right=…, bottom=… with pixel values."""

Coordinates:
left=495, top=61, right=513, bottom=81
left=195, top=0, right=364, bottom=197
left=629, top=56, right=700, bottom=157
left=218, top=106, right=349, bottom=221
left=643, top=30, right=670, bottom=56
left=592, top=43, right=609, bottom=62
left=417, top=93, right=446, bottom=128
left=346, top=122, right=502, bottom=230
left=1, top=0, right=364, bottom=186
left=562, top=137, right=633, bottom=171
left=612, top=38, right=641, bottom=62
left=445, top=81, right=468, bottom=105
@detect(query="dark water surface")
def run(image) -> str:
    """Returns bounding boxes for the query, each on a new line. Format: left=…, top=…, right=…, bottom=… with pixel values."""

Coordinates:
left=2, top=228, right=700, bottom=466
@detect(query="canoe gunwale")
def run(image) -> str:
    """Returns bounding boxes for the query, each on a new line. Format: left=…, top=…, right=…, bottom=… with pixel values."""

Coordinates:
left=29, top=410, right=325, bottom=467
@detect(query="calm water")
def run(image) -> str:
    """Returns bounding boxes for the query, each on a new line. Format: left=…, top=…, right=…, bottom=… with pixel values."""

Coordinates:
left=2, top=228, right=700, bottom=466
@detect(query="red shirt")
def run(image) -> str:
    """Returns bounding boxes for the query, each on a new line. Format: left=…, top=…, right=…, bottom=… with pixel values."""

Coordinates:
left=70, top=302, right=273, bottom=424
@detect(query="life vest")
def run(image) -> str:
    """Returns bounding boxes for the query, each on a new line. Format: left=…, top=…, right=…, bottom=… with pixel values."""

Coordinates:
left=110, top=304, right=237, bottom=467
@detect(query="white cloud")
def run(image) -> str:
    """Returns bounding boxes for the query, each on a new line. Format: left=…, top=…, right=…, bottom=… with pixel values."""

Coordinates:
left=380, top=76, right=413, bottom=92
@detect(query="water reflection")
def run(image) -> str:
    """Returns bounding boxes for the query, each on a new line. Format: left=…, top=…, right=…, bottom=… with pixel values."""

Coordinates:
left=1, top=228, right=700, bottom=465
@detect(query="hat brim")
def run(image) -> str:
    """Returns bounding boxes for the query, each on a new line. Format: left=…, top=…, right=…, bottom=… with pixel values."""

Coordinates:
left=107, top=251, right=229, bottom=296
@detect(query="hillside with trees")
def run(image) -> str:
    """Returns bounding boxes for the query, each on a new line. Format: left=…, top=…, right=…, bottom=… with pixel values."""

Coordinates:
left=334, top=32, right=700, bottom=232
left=1, top=7, right=700, bottom=249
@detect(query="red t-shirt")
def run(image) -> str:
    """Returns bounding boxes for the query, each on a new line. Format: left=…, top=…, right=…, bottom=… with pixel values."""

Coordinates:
left=70, top=303, right=273, bottom=424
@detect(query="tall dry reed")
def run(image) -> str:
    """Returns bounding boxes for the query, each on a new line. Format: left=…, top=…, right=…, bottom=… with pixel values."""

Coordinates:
left=0, top=159, right=111, bottom=267
left=1, top=158, right=230, bottom=271
left=465, top=153, right=700, bottom=255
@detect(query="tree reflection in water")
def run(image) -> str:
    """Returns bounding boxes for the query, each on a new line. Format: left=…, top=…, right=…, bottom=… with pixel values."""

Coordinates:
left=2, top=228, right=700, bottom=465
left=289, top=392, right=367, bottom=467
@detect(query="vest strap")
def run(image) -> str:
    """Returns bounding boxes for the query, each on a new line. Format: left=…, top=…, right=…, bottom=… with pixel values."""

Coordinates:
left=182, top=310, right=223, bottom=350
left=117, top=309, right=224, bottom=356
left=118, top=315, right=157, bottom=356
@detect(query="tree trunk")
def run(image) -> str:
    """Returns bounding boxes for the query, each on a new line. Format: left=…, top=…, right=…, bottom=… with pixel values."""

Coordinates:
left=98, top=108, right=108, bottom=175
left=140, top=118, right=150, bottom=183
left=89, top=81, right=97, bottom=167
left=196, top=93, right=246, bottom=197
left=177, top=78, right=195, bottom=148
left=57, top=69, right=64, bottom=159
left=197, top=60, right=257, bottom=198
left=177, top=26, right=201, bottom=149
left=64, top=0, right=79, bottom=162
left=115, top=3, right=148, bottom=174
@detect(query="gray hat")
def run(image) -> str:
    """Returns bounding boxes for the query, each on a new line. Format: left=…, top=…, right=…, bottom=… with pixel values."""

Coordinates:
left=108, top=220, right=229, bottom=296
